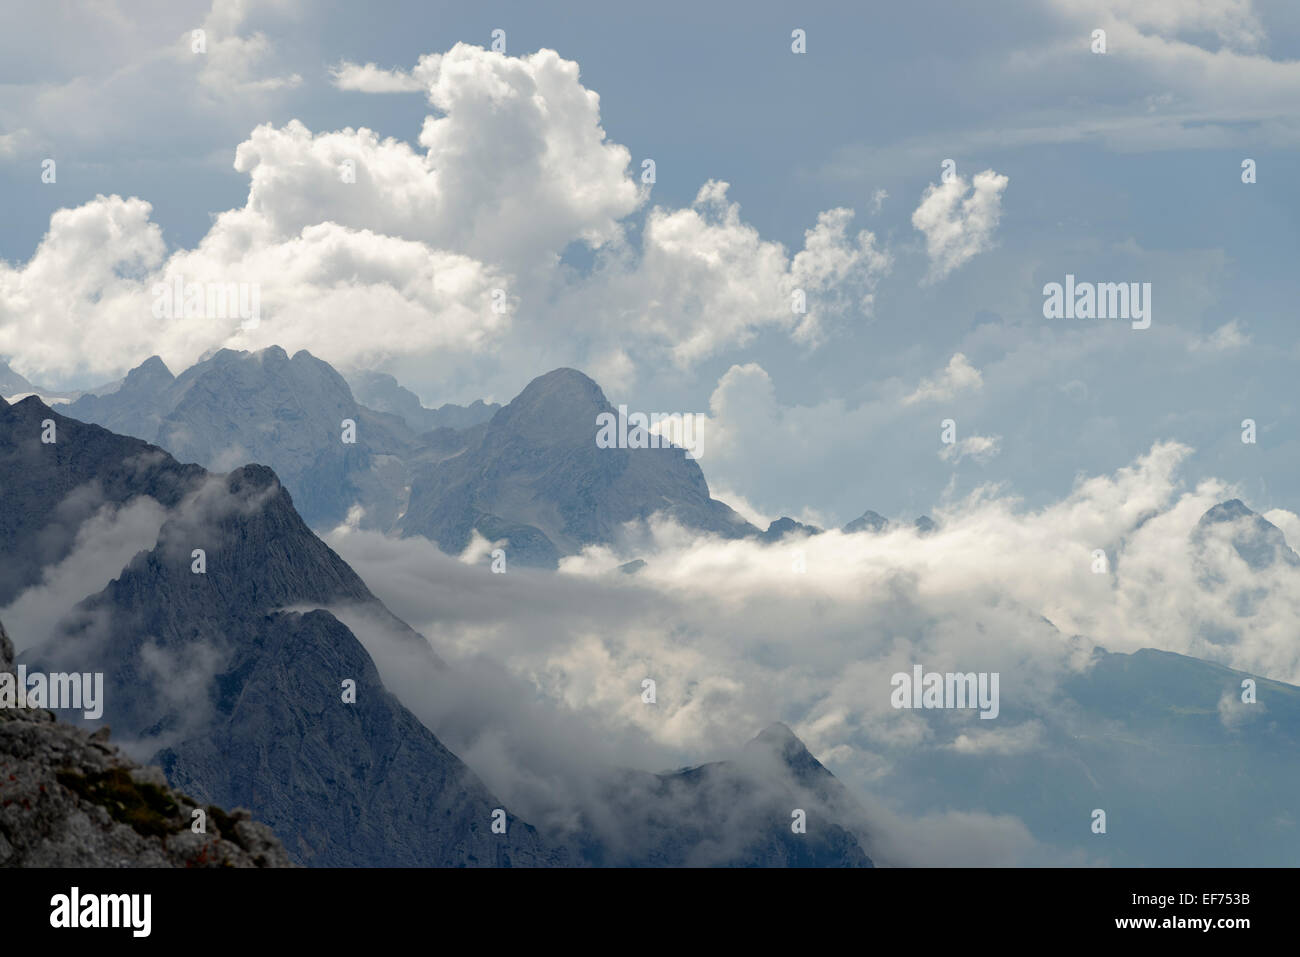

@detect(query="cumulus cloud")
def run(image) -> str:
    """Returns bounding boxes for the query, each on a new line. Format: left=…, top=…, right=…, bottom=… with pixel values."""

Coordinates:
left=904, top=352, right=983, bottom=405
left=193, top=0, right=302, bottom=98
left=572, top=182, right=890, bottom=366
left=683, top=359, right=1006, bottom=522
left=0, top=190, right=512, bottom=382
left=912, top=169, right=1009, bottom=282
left=0, top=43, right=888, bottom=389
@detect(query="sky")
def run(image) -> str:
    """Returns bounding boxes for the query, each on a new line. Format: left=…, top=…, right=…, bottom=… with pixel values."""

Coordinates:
left=5, top=0, right=1300, bottom=864
left=2, top=0, right=1300, bottom=527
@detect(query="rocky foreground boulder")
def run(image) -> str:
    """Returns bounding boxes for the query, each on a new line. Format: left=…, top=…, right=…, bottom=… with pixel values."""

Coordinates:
left=0, top=618, right=290, bottom=867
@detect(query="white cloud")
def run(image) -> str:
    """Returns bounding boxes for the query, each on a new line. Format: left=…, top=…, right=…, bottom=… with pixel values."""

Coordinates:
left=194, top=0, right=302, bottom=98
left=0, top=43, right=889, bottom=387
left=330, top=60, right=424, bottom=93
left=940, top=433, right=1002, bottom=464
left=0, top=496, right=169, bottom=650
left=575, top=183, right=890, bottom=367
left=317, top=437, right=1300, bottom=862
left=1189, top=318, right=1250, bottom=352
left=1051, top=0, right=1266, bottom=53
left=912, top=169, right=1009, bottom=283
left=230, top=44, right=644, bottom=272
left=0, top=0, right=301, bottom=155
left=904, top=353, right=984, bottom=405
left=0, top=192, right=511, bottom=382
left=948, top=721, right=1044, bottom=755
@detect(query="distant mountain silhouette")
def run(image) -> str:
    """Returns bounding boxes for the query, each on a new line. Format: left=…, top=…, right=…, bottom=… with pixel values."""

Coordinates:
left=346, top=369, right=500, bottom=433
left=65, top=348, right=422, bottom=530
left=399, top=368, right=758, bottom=566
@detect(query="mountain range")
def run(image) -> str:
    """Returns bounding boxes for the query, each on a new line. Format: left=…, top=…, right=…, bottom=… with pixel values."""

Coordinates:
left=0, top=392, right=874, bottom=866
left=11, top=346, right=1300, bottom=866
left=53, top=347, right=936, bottom=567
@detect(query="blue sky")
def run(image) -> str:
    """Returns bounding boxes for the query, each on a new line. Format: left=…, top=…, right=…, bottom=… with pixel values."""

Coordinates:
left=2, top=0, right=1299, bottom=524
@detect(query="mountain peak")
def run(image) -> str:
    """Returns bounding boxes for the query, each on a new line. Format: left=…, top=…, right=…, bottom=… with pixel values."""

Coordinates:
left=10, top=393, right=52, bottom=414
left=751, top=721, right=802, bottom=748
left=1199, top=499, right=1253, bottom=524
left=1194, top=499, right=1300, bottom=570
left=761, top=517, right=823, bottom=542
left=256, top=344, right=290, bottom=363
left=228, top=462, right=282, bottom=492
left=843, top=510, right=888, bottom=534
left=511, top=367, right=607, bottom=408
left=745, top=722, right=816, bottom=764
left=125, top=355, right=174, bottom=383
left=489, top=368, right=611, bottom=440
left=741, top=722, right=840, bottom=791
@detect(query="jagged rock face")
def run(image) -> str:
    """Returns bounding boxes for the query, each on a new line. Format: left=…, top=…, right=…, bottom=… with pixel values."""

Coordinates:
left=154, top=609, right=557, bottom=867
left=575, top=723, right=872, bottom=867
left=64, top=348, right=419, bottom=530
left=347, top=370, right=500, bottom=434
left=400, top=368, right=758, bottom=566
left=0, top=618, right=290, bottom=868
left=3, top=400, right=560, bottom=867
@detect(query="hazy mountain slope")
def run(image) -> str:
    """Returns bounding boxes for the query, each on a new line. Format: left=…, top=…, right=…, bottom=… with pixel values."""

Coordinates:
left=63, top=355, right=176, bottom=440
left=151, top=608, right=554, bottom=867
left=576, top=724, right=872, bottom=867
left=0, top=359, right=35, bottom=397
left=2, top=398, right=559, bottom=866
left=842, top=509, right=889, bottom=534
left=64, top=347, right=420, bottom=530
left=878, top=640, right=1300, bottom=866
left=0, top=394, right=205, bottom=605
